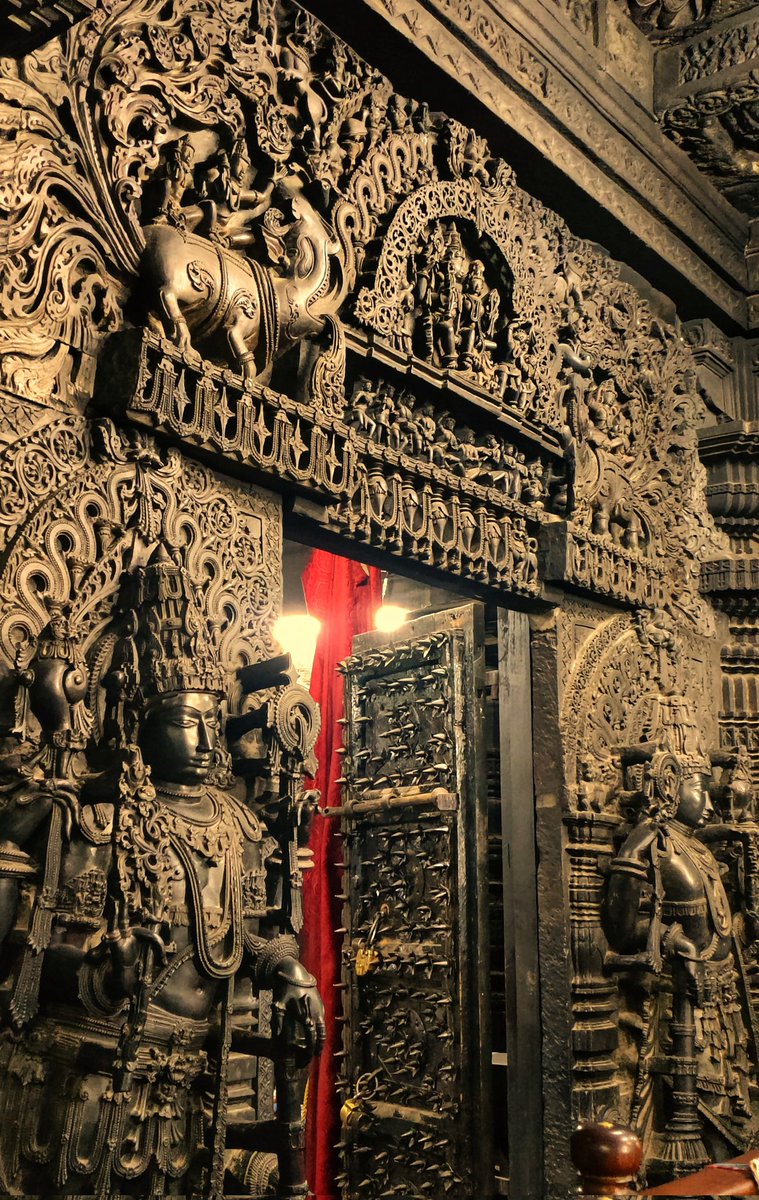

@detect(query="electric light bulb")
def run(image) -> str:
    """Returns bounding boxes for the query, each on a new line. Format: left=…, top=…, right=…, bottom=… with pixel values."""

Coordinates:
left=273, top=613, right=321, bottom=684
left=374, top=604, right=409, bottom=633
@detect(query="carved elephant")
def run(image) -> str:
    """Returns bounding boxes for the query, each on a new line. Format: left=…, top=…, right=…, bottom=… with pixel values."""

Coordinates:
left=576, top=443, right=643, bottom=549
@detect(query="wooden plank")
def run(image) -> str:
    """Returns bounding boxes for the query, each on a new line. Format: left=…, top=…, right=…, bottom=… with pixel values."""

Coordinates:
left=498, top=609, right=544, bottom=1200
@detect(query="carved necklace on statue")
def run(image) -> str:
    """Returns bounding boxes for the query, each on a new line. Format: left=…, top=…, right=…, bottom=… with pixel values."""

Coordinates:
left=154, top=787, right=236, bottom=858
left=117, top=786, right=246, bottom=979
left=668, top=824, right=732, bottom=938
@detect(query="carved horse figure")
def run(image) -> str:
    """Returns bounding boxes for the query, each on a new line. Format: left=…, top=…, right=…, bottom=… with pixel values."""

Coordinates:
left=139, top=175, right=351, bottom=385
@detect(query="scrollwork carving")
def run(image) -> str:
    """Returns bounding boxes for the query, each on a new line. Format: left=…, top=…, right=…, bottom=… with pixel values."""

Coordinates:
left=661, top=76, right=759, bottom=216
left=0, top=0, right=726, bottom=623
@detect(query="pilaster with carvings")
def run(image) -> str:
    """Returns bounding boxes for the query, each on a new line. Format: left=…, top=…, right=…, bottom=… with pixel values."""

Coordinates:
left=700, top=420, right=759, bottom=783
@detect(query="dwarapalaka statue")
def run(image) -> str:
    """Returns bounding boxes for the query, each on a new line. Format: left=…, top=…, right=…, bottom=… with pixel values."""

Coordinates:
left=602, top=695, right=755, bottom=1178
left=0, top=539, right=324, bottom=1198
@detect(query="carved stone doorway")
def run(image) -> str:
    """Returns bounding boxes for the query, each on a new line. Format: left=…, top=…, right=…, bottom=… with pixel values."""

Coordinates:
left=283, top=541, right=543, bottom=1199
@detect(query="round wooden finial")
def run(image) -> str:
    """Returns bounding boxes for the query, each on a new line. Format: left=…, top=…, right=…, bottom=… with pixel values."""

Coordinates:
left=571, top=1119, right=643, bottom=1196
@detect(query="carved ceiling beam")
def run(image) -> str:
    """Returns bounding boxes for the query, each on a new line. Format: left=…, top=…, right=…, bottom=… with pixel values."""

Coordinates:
left=304, top=0, right=750, bottom=329
left=657, top=6, right=759, bottom=218
left=1, top=0, right=96, bottom=56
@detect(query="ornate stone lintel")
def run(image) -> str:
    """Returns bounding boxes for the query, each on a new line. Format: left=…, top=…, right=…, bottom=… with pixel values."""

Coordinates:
left=541, top=520, right=669, bottom=608
left=95, top=329, right=546, bottom=596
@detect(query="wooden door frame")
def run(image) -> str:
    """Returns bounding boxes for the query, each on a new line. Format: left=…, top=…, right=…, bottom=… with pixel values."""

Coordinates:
left=498, top=609, right=544, bottom=1200
left=285, top=519, right=546, bottom=1197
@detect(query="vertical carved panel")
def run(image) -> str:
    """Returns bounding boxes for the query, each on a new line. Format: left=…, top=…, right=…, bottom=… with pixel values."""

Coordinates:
left=337, top=605, right=491, bottom=1200
left=564, top=811, right=621, bottom=1118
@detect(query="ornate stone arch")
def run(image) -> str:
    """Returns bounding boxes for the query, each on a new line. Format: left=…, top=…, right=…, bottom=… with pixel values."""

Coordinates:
left=560, top=610, right=717, bottom=813
left=0, top=418, right=281, bottom=737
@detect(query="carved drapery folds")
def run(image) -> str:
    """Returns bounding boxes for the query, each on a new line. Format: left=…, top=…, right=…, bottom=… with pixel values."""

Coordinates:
left=0, top=0, right=723, bottom=617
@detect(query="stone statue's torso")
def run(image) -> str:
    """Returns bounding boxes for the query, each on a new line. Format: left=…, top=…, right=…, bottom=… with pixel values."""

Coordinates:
left=37, top=785, right=272, bottom=1023
left=658, top=824, right=733, bottom=959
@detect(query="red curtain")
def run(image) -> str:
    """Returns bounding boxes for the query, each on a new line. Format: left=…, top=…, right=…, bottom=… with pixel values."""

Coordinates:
left=301, top=550, right=382, bottom=1200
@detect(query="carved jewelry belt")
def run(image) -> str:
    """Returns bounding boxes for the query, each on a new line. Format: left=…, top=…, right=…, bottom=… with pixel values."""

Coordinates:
left=163, top=901, right=223, bottom=928
left=661, top=898, right=708, bottom=917
left=35, top=1006, right=210, bottom=1075
left=701, top=948, right=734, bottom=976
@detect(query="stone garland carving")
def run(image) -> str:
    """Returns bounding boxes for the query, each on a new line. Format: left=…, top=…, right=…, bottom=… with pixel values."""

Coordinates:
left=0, top=0, right=726, bottom=622
left=661, top=78, right=759, bottom=215
left=547, top=525, right=671, bottom=607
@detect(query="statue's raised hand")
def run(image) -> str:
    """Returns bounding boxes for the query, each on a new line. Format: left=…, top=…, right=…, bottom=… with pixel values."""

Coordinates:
left=99, top=902, right=169, bottom=999
left=270, top=956, right=326, bottom=1066
left=102, top=920, right=142, bottom=998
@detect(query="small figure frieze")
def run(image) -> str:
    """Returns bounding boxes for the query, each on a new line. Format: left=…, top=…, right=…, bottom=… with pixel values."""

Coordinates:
left=344, top=373, right=551, bottom=507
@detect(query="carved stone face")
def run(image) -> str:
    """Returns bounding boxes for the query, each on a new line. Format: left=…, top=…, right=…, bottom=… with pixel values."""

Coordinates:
left=139, top=690, right=220, bottom=787
left=676, top=772, right=714, bottom=829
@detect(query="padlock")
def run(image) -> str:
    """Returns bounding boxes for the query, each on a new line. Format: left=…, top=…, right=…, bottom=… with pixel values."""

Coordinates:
left=354, top=903, right=389, bottom=977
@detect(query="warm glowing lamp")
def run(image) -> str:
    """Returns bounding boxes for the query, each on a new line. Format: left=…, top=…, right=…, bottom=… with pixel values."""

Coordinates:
left=374, top=603, right=409, bottom=633
left=273, top=613, right=322, bottom=685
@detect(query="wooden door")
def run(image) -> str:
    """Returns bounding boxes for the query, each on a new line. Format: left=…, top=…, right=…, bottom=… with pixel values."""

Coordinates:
left=336, top=603, right=493, bottom=1200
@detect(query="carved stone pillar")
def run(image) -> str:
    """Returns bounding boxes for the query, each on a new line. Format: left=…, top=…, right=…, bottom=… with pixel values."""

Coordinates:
left=699, top=421, right=759, bottom=784
left=564, top=810, right=621, bottom=1119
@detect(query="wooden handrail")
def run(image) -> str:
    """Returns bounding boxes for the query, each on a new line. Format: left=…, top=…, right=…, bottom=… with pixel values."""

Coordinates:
left=570, top=1121, right=759, bottom=1197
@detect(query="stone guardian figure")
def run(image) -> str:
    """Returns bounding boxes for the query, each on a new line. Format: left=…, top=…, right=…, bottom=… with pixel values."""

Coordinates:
left=602, top=701, right=755, bottom=1180
left=0, top=540, right=324, bottom=1199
